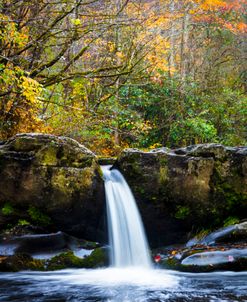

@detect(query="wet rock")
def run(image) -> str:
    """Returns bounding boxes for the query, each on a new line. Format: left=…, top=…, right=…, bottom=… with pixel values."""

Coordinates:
left=0, top=231, right=98, bottom=257
left=154, top=221, right=247, bottom=272
left=0, top=227, right=106, bottom=272
left=115, top=144, right=247, bottom=247
left=187, top=221, right=247, bottom=247
left=1, top=224, right=48, bottom=237
left=0, top=253, right=45, bottom=272
left=46, top=248, right=108, bottom=270
left=0, top=253, right=41, bottom=272
left=0, top=247, right=108, bottom=272
left=0, top=133, right=105, bottom=242
left=181, top=248, right=247, bottom=266
left=159, top=245, right=247, bottom=273
left=98, top=157, right=116, bottom=165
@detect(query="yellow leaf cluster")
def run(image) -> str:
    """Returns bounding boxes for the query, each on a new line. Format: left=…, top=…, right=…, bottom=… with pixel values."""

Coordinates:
left=20, top=76, right=43, bottom=104
left=200, top=0, right=226, bottom=11
left=0, top=13, right=29, bottom=48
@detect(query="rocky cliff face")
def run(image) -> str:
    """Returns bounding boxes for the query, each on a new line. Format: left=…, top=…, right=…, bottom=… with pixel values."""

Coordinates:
left=0, top=135, right=246, bottom=248
left=0, top=133, right=105, bottom=241
left=115, top=144, right=247, bottom=247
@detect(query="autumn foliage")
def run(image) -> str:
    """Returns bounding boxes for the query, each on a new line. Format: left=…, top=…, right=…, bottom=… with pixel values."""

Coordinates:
left=0, top=0, right=246, bottom=154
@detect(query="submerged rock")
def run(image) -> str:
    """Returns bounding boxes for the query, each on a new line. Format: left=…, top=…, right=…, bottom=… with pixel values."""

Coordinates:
left=0, top=133, right=105, bottom=242
left=115, top=144, right=247, bottom=247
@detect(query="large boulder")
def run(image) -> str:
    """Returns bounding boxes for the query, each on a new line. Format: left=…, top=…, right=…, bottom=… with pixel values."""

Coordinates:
left=0, top=133, right=105, bottom=241
left=115, top=144, right=247, bottom=247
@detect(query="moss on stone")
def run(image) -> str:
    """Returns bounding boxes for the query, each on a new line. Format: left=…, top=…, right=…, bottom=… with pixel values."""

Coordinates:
left=97, top=164, right=104, bottom=178
left=27, top=206, right=51, bottom=226
left=47, top=248, right=107, bottom=270
left=0, top=134, right=104, bottom=239
left=98, top=157, right=116, bottom=166
left=81, top=247, right=107, bottom=268
left=10, top=136, right=32, bottom=152
left=17, top=219, right=31, bottom=226
left=81, top=167, right=94, bottom=189
left=208, top=159, right=247, bottom=228
left=223, top=216, right=240, bottom=227
left=160, top=257, right=182, bottom=271
left=158, top=155, right=168, bottom=167
left=0, top=247, right=107, bottom=272
left=174, top=206, right=190, bottom=220
left=50, top=166, right=95, bottom=197
left=1, top=202, right=14, bottom=216
left=0, top=254, right=45, bottom=272
left=47, top=251, right=81, bottom=270
left=159, top=166, right=169, bottom=184
left=37, top=145, right=58, bottom=166
left=214, top=181, right=247, bottom=212
left=162, top=257, right=247, bottom=273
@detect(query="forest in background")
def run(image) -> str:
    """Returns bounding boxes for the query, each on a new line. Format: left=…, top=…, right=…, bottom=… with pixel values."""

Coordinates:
left=0, top=0, right=246, bottom=156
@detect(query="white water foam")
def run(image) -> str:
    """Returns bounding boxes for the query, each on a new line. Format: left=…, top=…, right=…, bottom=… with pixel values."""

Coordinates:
left=7, top=268, right=178, bottom=289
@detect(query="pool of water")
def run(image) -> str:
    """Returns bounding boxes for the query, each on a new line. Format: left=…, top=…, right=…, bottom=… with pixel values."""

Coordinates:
left=0, top=268, right=246, bottom=302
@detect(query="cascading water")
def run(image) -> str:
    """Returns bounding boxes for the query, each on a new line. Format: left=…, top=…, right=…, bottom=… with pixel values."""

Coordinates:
left=102, top=165, right=151, bottom=268
left=3, top=170, right=246, bottom=302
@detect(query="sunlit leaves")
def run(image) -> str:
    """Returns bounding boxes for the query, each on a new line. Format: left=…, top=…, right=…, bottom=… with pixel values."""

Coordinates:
left=0, top=0, right=246, bottom=153
left=20, top=76, right=43, bottom=104
left=192, top=0, right=247, bottom=34
left=0, top=12, right=46, bottom=138
left=70, top=18, right=82, bottom=26
left=0, top=13, right=28, bottom=49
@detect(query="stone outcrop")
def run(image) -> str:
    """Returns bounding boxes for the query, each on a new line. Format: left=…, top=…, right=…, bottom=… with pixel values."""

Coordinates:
left=115, top=144, right=247, bottom=247
left=0, top=133, right=105, bottom=241
left=0, top=135, right=246, bottom=249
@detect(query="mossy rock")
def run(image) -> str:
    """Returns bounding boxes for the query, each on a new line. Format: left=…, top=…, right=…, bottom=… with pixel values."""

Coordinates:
left=0, top=254, right=45, bottom=272
left=0, top=133, right=105, bottom=242
left=98, top=157, right=116, bottom=165
left=45, top=248, right=108, bottom=270
left=155, top=222, right=247, bottom=273
left=162, top=257, right=247, bottom=273
left=0, top=248, right=108, bottom=272
left=116, top=144, right=247, bottom=247
left=81, top=247, right=108, bottom=268
left=1, top=133, right=95, bottom=168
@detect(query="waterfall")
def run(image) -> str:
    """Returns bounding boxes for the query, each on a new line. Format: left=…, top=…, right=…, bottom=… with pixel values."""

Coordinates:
left=102, top=165, right=151, bottom=268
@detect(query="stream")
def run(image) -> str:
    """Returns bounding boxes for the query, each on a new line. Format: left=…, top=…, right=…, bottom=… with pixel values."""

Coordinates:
left=0, top=268, right=246, bottom=302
